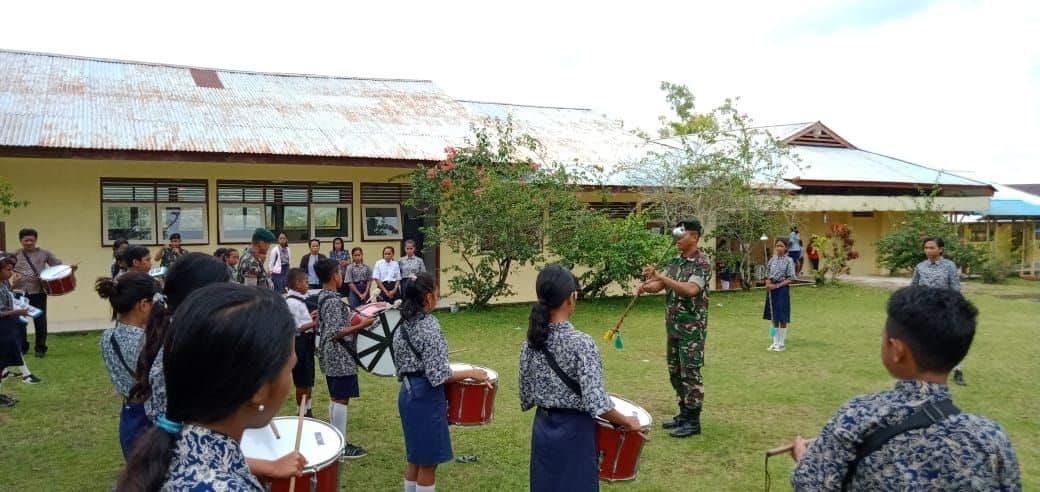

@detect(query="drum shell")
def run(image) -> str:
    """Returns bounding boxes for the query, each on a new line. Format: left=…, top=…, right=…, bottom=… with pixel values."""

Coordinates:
left=445, top=364, right=499, bottom=425
left=242, top=417, right=344, bottom=492
left=265, top=463, right=340, bottom=492
left=39, top=266, right=76, bottom=296
left=596, top=395, right=652, bottom=482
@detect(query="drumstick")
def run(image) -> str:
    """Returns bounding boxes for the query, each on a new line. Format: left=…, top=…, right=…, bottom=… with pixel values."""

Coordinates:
left=269, top=421, right=281, bottom=439
left=448, top=348, right=467, bottom=356
left=765, top=437, right=816, bottom=457
left=288, top=395, right=308, bottom=490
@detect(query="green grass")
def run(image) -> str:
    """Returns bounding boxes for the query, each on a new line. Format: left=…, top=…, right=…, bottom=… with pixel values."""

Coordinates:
left=0, top=282, right=1037, bottom=491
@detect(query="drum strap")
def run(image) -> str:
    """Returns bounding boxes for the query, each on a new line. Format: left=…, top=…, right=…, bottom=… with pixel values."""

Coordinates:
left=399, top=320, right=423, bottom=362
left=540, top=348, right=582, bottom=397
left=840, top=399, right=960, bottom=491
left=319, top=297, right=361, bottom=363
left=22, top=250, right=46, bottom=294
left=109, top=333, right=136, bottom=377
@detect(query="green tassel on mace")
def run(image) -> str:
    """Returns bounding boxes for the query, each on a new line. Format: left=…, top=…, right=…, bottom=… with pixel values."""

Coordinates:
left=614, top=333, right=624, bottom=349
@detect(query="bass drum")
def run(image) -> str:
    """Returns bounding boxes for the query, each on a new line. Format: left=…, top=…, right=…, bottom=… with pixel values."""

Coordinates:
left=354, top=305, right=401, bottom=377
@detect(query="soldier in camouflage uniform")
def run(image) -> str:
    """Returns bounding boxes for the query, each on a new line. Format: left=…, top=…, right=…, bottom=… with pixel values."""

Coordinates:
left=235, top=228, right=275, bottom=288
left=640, top=218, right=711, bottom=438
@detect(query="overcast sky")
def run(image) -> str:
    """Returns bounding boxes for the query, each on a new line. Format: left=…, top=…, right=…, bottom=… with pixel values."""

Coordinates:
left=3, top=0, right=1038, bottom=184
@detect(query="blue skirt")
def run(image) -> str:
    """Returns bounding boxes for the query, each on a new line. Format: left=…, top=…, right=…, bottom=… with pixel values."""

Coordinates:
left=763, top=285, right=792, bottom=323
left=119, top=401, right=151, bottom=460
left=531, top=408, right=599, bottom=492
left=347, top=281, right=368, bottom=308
left=399, top=376, right=453, bottom=465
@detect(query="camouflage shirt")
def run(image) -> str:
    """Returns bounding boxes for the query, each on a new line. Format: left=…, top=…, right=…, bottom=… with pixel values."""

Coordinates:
left=664, top=250, right=711, bottom=338
left=235, top=247, right=270, bottom=288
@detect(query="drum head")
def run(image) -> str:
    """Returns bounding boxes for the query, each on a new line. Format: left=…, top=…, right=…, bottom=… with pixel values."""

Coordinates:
left=609, top=395, right=653, bottom=428
left=40, top=265, right=71, bottom=280
left=241, top=417, right=344, bottom=468
left=450, top=363, right=498, bottom=383
left=148, top=267, right=168, bottom=278
left=355, top=307, right=401, bottom=377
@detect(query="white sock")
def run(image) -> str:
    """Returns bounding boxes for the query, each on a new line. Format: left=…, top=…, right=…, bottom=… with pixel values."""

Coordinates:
left=306, top=398, right=313, bottom=412
left=405, top=480, right=417, bottom=492
left=416, top=485, right=435, bottom=492
left=772, top=330, right=779, bottom=346
left=778, top=328, right=787, bottom=346
left=330, top=402, right=348, bottom=441
left=19, top=365, right=30, bottom=376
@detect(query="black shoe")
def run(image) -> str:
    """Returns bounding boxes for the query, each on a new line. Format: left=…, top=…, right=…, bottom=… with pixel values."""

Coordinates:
left=304, top=410, right=314, bottom=418
left=35, top=351, right=45, bottom=358
left=343, top=443, right=367, bottom=459
left=662, top=413, right=685, bottom=430
left=669, top=409, right=702, bottom=438
left=953, top=368, right=967, bottom=386
left=0, top=394, right=17, bottom=407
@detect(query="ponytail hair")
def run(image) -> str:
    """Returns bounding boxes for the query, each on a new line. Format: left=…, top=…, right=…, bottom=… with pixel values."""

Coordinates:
left=119, top=284, right=295, bottom=491
left=128, top=253, right=230, bottom=405
left=527, top=264, right=578, bottom=350
left=400, top=272, right=437, bottom=322
left=95, top=272, right=160, bottom=320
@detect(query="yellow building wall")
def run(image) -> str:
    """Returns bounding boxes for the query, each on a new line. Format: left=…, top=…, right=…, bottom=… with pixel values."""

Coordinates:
left=788, top=210, right=906, bottom=276
left=961, top=221, right=1040, bottom=276
left=1, top=156, right=420, bottom=332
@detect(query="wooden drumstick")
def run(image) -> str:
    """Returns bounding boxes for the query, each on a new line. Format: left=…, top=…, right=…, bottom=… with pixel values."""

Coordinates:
left=288, top=395, right=308, bottom=490
left=766, top=438, right=816, bottom=457
left=447, top=348, right=467, bottom=356
left=269, top=421, right=281, bottom=439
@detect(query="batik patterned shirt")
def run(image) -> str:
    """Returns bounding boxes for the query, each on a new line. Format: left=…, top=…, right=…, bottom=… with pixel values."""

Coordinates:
left=792, top=380, right=1021, bottom=491
left=518, top=322, right=613, bottom=418
left=0, top=281, right=13, bottom=311
left=664, top=250, right=711, bottom=338
left=317, top=289, right=357, bottom=377
left=13, top=248, right=62, bottom=294
left=235, top=248, right=270, bottom=288
left=345, top=263, right=372, bottom=285
left=911, top=257, right=962, bottom=291
left=162, top=424, right=264, bottom=491
left=145, top=348, right=167, bottom=420
left=767, top=255, right=797, bottom=282
left=100, top=320, right=145, bottom=398
left=398, top=255, right=426, bottom=279
left=393, top=312, right=451, bottom=387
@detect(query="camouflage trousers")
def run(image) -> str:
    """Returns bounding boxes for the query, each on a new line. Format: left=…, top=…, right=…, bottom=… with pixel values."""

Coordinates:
left=667, top=328, right=706, bottom=412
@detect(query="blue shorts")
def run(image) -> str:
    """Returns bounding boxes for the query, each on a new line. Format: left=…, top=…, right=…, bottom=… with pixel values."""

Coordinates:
left=788, top=250, right=802, bottom=263
left=326, top=374, right=359, bottom=400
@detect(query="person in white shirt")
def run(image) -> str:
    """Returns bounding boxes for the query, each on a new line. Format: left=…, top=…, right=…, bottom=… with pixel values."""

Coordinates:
left=284, top=268, right=318, bottom=418
left=372, top=246, right=401, bottom=302
left=269, top=232, right=292, bottom=294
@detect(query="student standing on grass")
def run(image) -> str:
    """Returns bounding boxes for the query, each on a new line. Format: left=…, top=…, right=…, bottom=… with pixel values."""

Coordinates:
left=788, top=286, right=1020, bottom=491
left=520, top=265, right=640, bottom=491
left=285, top=268, right=318, bottom=418
left=301, top=239, right=327, bottom=290
left=788, top=225, right=803, bottom=275
left=345, top=247, right=373, bottom=308
left=330, top=237, right=351, bottom=297
left=373, top=246, right=402, bottom=302
left=117, top=284, right=305, bottom=491
left=398, top=240, right=427, bottom=297
left=95, top=272, right=159, bottom=459
left=13, top=228, right=76, bottom=358
left=639, top=218, right=711, bottom=438
left=910, top=236, right=967, bottom=386
left=315, top=258, right=374, bottom=459
left=0, top=253, right=43, bottom=408
left=269, top=232, right=292, bottom=293
left=765, top=238, right=797, bottom=352
left=394, top=272, right=488, bottom=492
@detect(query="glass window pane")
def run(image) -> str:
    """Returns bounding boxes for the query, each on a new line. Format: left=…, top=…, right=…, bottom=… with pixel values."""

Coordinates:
left=161, top=205, right=207, bottom=242
left=221, top=205, right=264, bottom=242
left=313, top=205, right=350, bottom=239
left=105, top=204, right=154, bottom=243
left=363, top=206, right=402, bottom=239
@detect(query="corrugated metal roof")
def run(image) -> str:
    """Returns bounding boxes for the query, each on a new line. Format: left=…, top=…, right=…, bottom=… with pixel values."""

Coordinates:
left=0, top=50, right=472, bottom=161
left=788, top=146, right=991, bottom=187
left=970, top=184, right=1040, bottom=218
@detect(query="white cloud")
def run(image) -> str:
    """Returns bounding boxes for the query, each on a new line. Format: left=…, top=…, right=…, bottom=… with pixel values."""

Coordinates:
left=1, top=0, right=1037, bottom=182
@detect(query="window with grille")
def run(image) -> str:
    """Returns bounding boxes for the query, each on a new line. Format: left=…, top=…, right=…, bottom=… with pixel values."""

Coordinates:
left=588, top=202, right=636, bottom=219
left=100, top=179, right=208, bottom=245
left=218, top=181, right=353, bottom=243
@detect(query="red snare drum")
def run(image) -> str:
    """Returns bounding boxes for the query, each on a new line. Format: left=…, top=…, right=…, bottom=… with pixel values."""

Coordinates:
left=349, top=301, right=389, bottom=326
left=39, top=265, right=76, bottom=296
left=241, top=417, right=344, bottom=492
left=446, top=363, right=498, bottom=425
left=596, top=395, right=653, bottom=482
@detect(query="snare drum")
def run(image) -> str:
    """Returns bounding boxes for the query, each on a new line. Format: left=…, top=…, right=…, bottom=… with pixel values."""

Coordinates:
left=241, top=417, right=345, bottom=492
left=596, top=395, right=652, bottom=482
left=148, top=266, right=168, bottom=279
left=446, top=363, right=498, bottom=425
left=39, top=265, right=76, bottom=296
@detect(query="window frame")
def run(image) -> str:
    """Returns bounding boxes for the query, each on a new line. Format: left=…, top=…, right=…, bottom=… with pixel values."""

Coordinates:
left=217, top=202, right=267, bottom=244
left=310, top=203, right=353, bottom=242
left=99, top=179, right=208, bottom=247
left=217, top=181, right=353, bottom=244
left=361, top=204, right=404, bottom=241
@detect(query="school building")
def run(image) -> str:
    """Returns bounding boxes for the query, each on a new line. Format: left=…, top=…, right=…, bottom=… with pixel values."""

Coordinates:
left=960, top=184, right=1040, bottom=278
left=0, top=49, right=1002, bottom=332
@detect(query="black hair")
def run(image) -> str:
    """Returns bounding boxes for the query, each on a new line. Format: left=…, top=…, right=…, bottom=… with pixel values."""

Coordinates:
left=95, top=272, right=160, bottom=321
left=314, top=258, right=340, bottom=284
left=404, top=239, right=417, bottom=248
left=383, top=246, right=395, bottom=255
left=287, top=267, right=308, bottom=287
left=122, top=245, right=150, bottom=266
left=18, top=228, right=38, bottom=240
left=677, top=219, right=703, bottom=236
left=112, top=239, right=129, bottom=257
left=214, top=247, right=238, bottom=265
left=774, top=237, right=790, bottom=248
left=129, top=253, right=230, bottom=405
left=400, top=272, right=437, bottom=322
left=309, top=238, right=321, bottom=247
left=922, top=236, right=945, bottom=249
left=885, top=286, right=977, bottom=373
left=351, top=247, right=363, bottom=255
left=332, top=237, right=345, bottom=251
left=791, top=225, right=799, bottom=233
left=527, top=264, right=578, bottom=351
left=168, top=233, right=182, bottom=241
left=276, top=231, right=288, bottom=240
left=119, top=283, right=295, bottom=491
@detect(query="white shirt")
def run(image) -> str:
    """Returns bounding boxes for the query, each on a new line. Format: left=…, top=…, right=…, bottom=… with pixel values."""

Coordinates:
left=285, top=292, right=313, bottom=334
left=372, top=259, right=401, bottom=282
left=269, top=245, right=291, bottom=274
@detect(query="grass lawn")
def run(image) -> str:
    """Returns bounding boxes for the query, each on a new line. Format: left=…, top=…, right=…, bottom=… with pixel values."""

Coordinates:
left=0, top=281, right=1036, bottom=491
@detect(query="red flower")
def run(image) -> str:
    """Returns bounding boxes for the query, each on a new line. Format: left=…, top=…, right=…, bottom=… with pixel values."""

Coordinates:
left=444, top=146, right=458, bottom=159
left=530, top=161, right=539, bottom=170
left=441, top=159, right=455, bottom=172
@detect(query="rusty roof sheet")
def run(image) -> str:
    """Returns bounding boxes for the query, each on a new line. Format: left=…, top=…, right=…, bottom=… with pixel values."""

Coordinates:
left=0, top=50, right=471, bottom=161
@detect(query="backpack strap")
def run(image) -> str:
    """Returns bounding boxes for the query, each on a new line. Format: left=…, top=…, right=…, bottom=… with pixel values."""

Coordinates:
left=109, top=333, right=136, bottom=376
left=540, top=347, right=582, bottom=397
left=841, top=399, right=960, bottom=490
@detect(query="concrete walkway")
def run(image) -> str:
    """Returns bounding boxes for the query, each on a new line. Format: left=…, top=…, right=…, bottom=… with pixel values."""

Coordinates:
left=842, top=275, right=912, bottom=290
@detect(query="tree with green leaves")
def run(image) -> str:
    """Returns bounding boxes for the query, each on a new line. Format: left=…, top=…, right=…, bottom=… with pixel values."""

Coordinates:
left=405, top=118, right=584, bottom=307
left=876, top=188, right=987, bottom=274
left=0, top=176, right=28, bottom=215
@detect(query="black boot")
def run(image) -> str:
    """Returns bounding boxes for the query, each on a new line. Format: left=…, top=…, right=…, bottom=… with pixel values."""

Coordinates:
left=662, top=407, right=685, bottom=429
left=669, top=408, right=701, bottom=438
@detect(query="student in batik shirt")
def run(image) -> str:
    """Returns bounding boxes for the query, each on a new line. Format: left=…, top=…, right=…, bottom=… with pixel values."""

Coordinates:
left=0, top=253, right=43, bottom=407
left=345, top=247, right=373, bottom=307
left=519, top=264, right=639, bottom=492
left=398, top=239, right=427, bottom=297
left=95, top=272, right=159, bottom=459
left=764, top=238, right=797, bottom=352
left=394, top=272, right=488, bottom=492
left=329, top=237, right=351, bottom=297
left=315, top=258, right=374, bottom=459
left=214, top=247, right=240, bottom=283
left=788, top=287, right=1021, bottom=491
left=911, top=236, right=967, bottom=385
left=117, top=284, right=304, bottom=491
